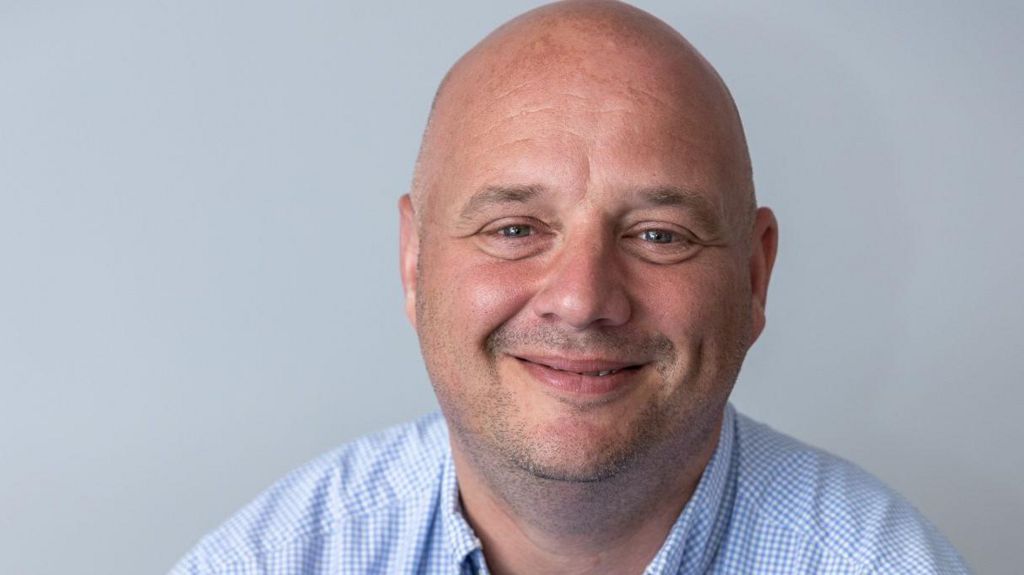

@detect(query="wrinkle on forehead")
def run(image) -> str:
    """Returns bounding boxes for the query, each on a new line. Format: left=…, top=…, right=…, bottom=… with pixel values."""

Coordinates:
left=411, top=0, right=755, bottom=236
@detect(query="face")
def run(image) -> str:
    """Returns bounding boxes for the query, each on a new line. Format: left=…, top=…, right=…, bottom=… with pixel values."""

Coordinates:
left=401, top=66, right=776, bottom=482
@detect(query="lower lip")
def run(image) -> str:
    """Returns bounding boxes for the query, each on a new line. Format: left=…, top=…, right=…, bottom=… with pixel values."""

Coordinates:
left=517, top=358, right=641, bottom=397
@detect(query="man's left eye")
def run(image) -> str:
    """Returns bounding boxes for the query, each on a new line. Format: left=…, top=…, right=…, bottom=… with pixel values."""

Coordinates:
left=498, top=224, right=533, bottom=238
left=624, top=225, right=701, bottom=264
left=639, top=229, right=674, bottom=243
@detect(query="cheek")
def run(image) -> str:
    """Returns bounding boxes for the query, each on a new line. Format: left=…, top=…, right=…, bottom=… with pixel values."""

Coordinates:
left=420, top=244, right=537, bottom=344
left=457, top=260, right=537, bottom=339
left=635, top=258, right=748, bottom=343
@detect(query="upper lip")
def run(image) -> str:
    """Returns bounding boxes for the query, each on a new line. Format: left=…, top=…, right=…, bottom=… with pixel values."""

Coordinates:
left=514, top=354, right=642, bottom=374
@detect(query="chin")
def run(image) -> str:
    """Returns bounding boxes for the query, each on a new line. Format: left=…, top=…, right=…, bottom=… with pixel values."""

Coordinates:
left=497, top=402, right=670, bottom=483
left=512, top=450, right=639, bottom=483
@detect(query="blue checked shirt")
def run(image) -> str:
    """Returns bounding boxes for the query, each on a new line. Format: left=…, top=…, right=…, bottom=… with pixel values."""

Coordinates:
left=170, top=405, right=969, bottom=574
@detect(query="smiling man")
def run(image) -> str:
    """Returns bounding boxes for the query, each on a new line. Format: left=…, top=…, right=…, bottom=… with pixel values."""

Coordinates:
left=172, top=2, right=968, bottom=573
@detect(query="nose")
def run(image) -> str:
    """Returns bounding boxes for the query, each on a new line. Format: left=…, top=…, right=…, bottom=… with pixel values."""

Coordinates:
left=529, top=234, right=632, bottom=329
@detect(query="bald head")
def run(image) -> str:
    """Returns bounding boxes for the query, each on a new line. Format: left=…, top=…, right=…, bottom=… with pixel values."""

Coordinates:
left=398, top=1, right=779, bottom=507
left=411, top=0, right=754, bottom=234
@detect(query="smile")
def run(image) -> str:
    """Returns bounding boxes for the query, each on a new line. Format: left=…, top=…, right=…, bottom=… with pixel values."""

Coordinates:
left=537, top=364, right=636, bottom=377
left=513, top=355, right=645, bottom=398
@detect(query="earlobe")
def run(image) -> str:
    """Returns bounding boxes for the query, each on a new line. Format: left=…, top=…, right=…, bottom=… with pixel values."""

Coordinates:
left=398, top=195, right=419, bottom=329
left=748, top=207, right=779, bottom=343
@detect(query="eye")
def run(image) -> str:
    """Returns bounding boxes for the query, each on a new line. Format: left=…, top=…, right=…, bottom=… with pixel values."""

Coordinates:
left=639, top=229, right=674, bottom=243
left=497, top=224, right=533, bottom=238
left=475, top=218, right=552, bottom=260
left=623, top=223, right=701, bottom=264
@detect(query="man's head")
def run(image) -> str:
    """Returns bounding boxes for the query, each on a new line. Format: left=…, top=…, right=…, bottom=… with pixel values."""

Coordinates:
left=400, top=0, right=777, bottom=483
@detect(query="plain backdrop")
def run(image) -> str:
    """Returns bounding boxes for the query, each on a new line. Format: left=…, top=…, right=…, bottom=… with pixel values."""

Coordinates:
left=2, top=1, right=1021, bottom=573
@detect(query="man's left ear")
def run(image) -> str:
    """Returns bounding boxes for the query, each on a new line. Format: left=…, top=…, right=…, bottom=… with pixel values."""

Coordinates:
left=748, top=207, right=779, bottom=343
left=398, top=194, right=419, bottom=329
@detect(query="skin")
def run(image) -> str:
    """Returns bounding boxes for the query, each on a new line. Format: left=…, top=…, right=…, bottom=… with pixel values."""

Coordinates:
left=399, top=1, right=778, bottom=573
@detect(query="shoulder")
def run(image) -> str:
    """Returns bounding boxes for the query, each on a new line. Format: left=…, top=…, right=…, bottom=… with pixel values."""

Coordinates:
left=170, top=413, right=450, bottom=574
left=724, top=411, right=969, bottom=574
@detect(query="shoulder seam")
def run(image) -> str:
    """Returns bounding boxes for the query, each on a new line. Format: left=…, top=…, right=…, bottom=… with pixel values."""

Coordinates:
left=745, top=489, right=871, bottom=574
left=191, top=414, right=449, bottom=573
left=733, top=416, right=873, bottom=573
left=201, top=486, right=431, bottom=574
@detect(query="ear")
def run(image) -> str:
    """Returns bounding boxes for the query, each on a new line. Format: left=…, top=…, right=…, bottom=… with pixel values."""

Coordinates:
left=398, top=194, right=419, bottom=329
left=748, top=207, right=779, bottom=344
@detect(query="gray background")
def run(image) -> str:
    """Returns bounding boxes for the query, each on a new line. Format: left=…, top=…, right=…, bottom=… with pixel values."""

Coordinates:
left=1, top=1, right=1020, bottom=573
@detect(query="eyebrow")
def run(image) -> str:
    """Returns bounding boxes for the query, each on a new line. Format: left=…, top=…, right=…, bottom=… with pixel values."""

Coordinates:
left=458, top=185, right=544, bottom=220
left=637, top=186, right=723, bottom=234
left=455, top=183, right=724, bottom=235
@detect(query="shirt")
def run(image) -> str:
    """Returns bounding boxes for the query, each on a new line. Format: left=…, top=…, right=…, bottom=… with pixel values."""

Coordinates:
left=170, top=405, right=970, bottom=574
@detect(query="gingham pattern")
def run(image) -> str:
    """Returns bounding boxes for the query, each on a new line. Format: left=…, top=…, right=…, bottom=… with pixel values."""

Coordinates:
left=170, top=405, right=970, bottom=574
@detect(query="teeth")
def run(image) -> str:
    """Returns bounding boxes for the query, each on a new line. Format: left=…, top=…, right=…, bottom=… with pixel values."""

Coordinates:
left=545, top=364, right=623, bottom=376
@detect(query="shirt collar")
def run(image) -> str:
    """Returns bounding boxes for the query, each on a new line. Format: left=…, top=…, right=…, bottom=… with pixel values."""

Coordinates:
left=440, top=404, right=737, bottom=574
left=440, top=445, right=484, bottom=570
left=644, top=403, right=737, bottom=574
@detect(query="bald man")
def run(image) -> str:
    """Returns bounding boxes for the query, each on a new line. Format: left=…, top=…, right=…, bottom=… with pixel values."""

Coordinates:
left=172, top=2, right=968, bottom=573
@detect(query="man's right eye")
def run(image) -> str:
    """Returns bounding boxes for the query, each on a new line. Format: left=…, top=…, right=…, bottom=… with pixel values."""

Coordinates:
left=474, top=219, right=550, bottom=260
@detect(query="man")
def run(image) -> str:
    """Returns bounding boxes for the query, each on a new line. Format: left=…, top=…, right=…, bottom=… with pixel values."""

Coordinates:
left=172, top=1, right=968, bottom=573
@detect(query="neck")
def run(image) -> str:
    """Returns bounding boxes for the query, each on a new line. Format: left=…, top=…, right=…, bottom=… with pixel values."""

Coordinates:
left=452, top=418, right=722, bottom=575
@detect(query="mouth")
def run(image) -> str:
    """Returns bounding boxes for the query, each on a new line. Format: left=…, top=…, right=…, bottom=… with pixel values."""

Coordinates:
left=512, top=355, right=646, bottom=397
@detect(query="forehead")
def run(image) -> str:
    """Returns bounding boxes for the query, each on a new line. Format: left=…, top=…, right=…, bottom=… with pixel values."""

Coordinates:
left=429, top=77, right=735, bottom=214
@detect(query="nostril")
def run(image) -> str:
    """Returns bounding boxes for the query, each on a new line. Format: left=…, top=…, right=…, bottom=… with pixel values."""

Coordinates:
left=527, top=244, right=633, bottom=329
